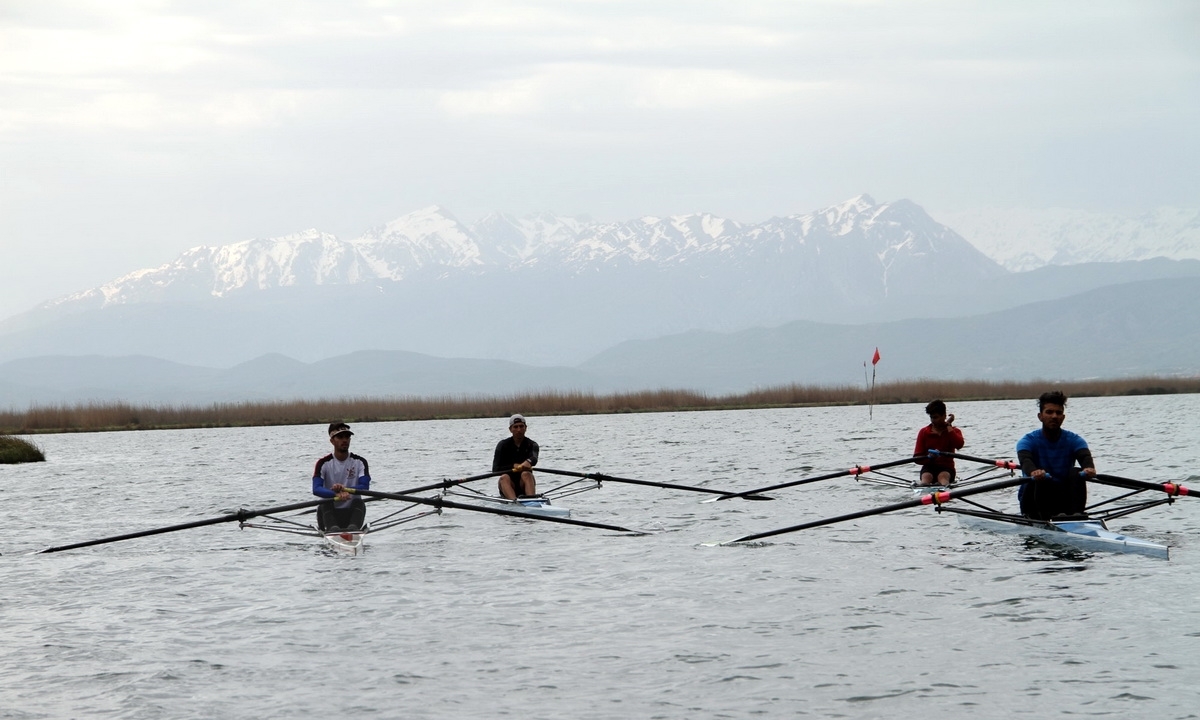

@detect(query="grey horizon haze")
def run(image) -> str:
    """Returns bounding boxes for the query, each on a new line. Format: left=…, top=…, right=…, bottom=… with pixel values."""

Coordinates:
left=1, top=1, right=1197, bottom=322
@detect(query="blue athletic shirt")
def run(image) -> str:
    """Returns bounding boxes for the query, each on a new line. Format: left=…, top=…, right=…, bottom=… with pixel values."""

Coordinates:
left=1015, top=429, right=1088, bottom=501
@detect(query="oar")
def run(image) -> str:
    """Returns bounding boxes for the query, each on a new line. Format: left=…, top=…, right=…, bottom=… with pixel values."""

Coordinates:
left=536, top=467, right=773, bottom=500
left=353, top=489, right=639, bottom=533
left=300, top=469, right=512, bottom=513
left=1091, top=474, right=1199, bottom=498
left=934, top=451, right=1019, bottom=470
left=40, top=499, right=328, bottom=554
left=703, top=456, right=926, bottom=503
left=396, top=468, right=512, bottom=495
left=717, top=476, right=1028, bottom=545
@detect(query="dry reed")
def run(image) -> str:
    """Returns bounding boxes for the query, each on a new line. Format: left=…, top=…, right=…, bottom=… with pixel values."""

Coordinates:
left=1, top=376, right=1196, bottom=435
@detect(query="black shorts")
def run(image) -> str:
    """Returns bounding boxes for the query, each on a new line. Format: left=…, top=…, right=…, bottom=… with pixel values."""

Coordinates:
left=498, top=472, right=522, bottom=493
left=919, top=466, right=956, bottom=482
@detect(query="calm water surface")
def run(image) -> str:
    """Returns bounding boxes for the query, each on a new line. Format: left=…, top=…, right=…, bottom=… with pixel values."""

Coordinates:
left=3, top=396, right=1199, bottom=719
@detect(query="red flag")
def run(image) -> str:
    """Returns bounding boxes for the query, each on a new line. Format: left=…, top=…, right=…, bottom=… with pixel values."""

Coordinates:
left=871, top=347, right=881, bottom=365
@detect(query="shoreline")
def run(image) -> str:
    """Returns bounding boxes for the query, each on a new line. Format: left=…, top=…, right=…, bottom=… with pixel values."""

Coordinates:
left=3, top=376, right=1197, bottom=435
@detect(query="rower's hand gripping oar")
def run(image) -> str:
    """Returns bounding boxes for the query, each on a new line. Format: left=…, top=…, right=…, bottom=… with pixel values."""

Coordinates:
left=39, top=498, right=329, bottom=554
left=536, top=467, right=774, bottom=501
left=352, top=488, right=642, bottom=534
left=702, top=456, right=927, bottom=503
left=714, top=475, right=1028, bottom=545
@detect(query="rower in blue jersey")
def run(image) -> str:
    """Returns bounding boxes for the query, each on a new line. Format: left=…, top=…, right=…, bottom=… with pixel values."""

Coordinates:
left=1016, top=391, right=1096, bottom=521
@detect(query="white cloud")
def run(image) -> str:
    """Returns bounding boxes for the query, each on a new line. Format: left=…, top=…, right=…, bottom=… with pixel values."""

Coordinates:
left=1, top=0, right=1198, bottom=321
left=437, top=61, right=819, bottom=119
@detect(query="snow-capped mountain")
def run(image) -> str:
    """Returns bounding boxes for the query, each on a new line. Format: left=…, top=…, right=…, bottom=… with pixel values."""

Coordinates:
left=43, top=195, right=1002, bottom=310
left=941, top=207, right=1200, bottom=271
left=6, top=195, right=1198, bottom=371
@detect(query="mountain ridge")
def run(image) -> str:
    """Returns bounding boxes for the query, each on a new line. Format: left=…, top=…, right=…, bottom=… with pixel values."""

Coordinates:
left=33, top=195, right=1002, bottom=311
left=2, top=277, right=1196, bottom=407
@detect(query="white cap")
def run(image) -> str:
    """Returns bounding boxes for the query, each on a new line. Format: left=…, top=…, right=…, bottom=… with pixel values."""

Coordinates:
left=509, top=414, right=526, bottom=427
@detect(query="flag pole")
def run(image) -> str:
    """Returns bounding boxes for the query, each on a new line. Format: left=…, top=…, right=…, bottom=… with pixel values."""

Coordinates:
left=869, top=347, right=881, bottom=419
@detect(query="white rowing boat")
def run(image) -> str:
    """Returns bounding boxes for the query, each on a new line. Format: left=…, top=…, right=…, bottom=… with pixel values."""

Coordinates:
left=955, top=513, right=1169, bottom=559
left=442, top=493, right=571, bottom=518
left=321, top=529, right=366, bottom=555
left=239, top=498, right=444, bottom=555
left=512, top=496, right=570, bottom=518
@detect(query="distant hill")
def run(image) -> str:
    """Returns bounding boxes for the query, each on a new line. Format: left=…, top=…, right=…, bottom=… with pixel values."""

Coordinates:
left=2, top=277, right=1195, bottom=407
left=579, top=277, right=1200, bottom=392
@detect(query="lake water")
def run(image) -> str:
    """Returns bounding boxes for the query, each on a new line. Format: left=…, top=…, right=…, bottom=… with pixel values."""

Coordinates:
left=3, top=395, right=1199, bottom=719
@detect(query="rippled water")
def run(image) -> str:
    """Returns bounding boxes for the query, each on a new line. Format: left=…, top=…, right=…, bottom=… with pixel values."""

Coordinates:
left=3, top=395, right=1200, bottom=719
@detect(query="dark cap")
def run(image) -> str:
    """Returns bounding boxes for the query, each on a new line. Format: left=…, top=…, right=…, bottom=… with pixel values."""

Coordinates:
left=328, top=422, right=353, bottom=438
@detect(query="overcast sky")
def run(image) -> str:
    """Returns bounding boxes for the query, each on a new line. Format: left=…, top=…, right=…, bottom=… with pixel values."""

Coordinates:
left=1, top=0, right=1197, bottom=320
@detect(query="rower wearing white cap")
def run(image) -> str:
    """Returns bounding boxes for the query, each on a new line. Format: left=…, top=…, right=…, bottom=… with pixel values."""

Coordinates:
left=312, top=421, right=370, bottom=532
left=493, top=414, right=539, bottom=500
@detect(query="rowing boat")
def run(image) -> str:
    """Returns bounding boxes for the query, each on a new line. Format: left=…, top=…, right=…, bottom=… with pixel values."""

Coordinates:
left=933, top=468, right=1188, bottom=559
left=715, top=462, right=1195, bottom=561
left=953, top=512, right=1168, bottom=559
left=238, top=498, right=443, bottom=555
left=440, top=491, right=572, bottom=518
left=321, top=529, right=367, bottom=555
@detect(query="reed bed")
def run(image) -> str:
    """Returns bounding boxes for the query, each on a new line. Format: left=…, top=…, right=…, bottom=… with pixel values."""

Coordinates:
left=1, top=376, right=1197, bottom=435
left=0, top=435, right=46, bottom=463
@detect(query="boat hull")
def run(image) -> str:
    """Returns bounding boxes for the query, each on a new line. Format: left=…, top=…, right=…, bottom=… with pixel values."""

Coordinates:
left=323, top=530, right=366, bottom=555
left=511, top=497, right=571, bottom=518
left=956, top=514, right=1168, bottom=559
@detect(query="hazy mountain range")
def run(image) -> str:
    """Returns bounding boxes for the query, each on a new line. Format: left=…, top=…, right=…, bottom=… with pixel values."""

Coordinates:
left=942, top=206, right=1200, bottom=272
left=1, top=195, right=1197, bottom=406
left=2, top=276, right=1196, bottom=406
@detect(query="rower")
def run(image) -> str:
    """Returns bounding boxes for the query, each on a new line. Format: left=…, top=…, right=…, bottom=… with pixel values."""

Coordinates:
left=913, top=399, right=964, bottom=487
left=1016, top=391, right=1096, bottom=521
left=312, top=422, right=371, bottom=532
left=493, top=414, right=539, bottom=500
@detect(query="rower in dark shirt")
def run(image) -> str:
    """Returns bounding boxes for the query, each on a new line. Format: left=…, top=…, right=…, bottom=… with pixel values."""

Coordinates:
left=493, top=414, right=539, bottom=500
